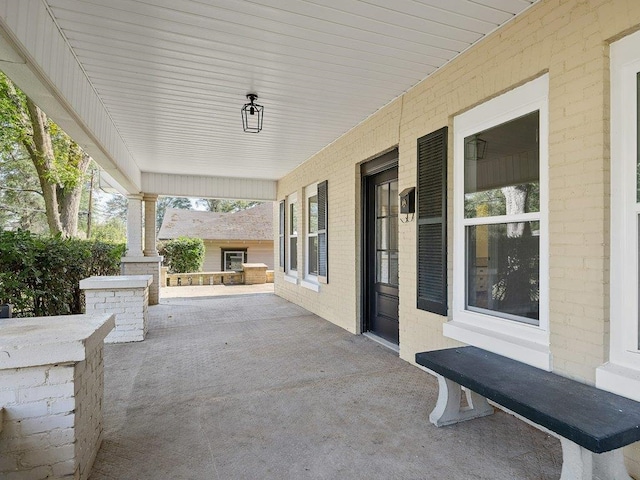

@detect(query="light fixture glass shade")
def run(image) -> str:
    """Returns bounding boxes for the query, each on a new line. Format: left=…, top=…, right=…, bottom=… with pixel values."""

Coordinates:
left=241, top=94, right=264, bottom=133
left=464, top=135, right=487, bottom=160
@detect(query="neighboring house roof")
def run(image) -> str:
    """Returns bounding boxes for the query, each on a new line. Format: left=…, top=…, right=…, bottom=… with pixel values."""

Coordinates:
left=158, top=202, right=274, bottom=241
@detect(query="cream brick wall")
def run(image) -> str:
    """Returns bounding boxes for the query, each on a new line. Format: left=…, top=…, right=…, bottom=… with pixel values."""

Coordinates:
left=121, top=258, right=160, bottom=305
left=0, top=340, right=104, bottom=480
left=274, top=0, right=640, bottom=474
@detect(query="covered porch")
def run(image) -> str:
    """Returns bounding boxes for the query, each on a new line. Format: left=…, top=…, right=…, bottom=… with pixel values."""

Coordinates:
left=88, top=289, right=561, bottom=479
left=4, top=0, right=640, bottom=478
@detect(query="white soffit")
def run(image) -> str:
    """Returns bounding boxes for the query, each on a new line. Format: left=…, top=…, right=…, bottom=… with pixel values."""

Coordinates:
left=6, top=0, right=537, bottom=186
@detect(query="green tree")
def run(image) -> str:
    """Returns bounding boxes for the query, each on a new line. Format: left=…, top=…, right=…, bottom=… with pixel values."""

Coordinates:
left=102, top=192, right=128, bottom=223
left=90, top=217, right=127, bottom=244
left=0, top=147, right=47, bottom=232
left=196, top=198, right=260, bottom=213
left=161, top=237, right=205, bottom=273
left=0, top=72, right=91, bottom=237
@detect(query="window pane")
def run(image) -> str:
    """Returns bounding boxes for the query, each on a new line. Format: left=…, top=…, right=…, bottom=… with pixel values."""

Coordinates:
left=225, top=252, right=244, bottom=271
left=290, top=203, right=297, bottom=235
left=390, top=180, right=399, bottom=216
left=309, top=236, right=318, bottom=275
left=377, top=250, right=389, bottom=284
left=377, top=183, right=389, bottom=217
left=376, top=218, right=389, bottom=250
left=290, top=237, right=297, bottom=270
left=308, top=195, right=318, bottom=234
left=466, top=221, right=540, bottom=325
left=464, top=111, right=540, bottom=218
left=389, top=215, right=398, bottom=250
left=389, top=251, right=399, bottom=286
left=465, top=183, right=539, bottom=218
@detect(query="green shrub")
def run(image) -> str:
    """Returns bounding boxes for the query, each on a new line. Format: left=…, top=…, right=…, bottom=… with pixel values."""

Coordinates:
left=161, top=237, right=204, bottom=273
left=0, top=230, right=124, bottom=317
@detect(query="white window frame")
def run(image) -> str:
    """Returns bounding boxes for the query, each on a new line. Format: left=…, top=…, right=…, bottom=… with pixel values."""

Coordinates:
left=596, top=30, right=640, bottom=401
left=285, top=193, right=298, bottom=284
left=445, top=74, right=550, bottom=370
left=223, top=250, right=246, bottom=272
left=302, top=183, right=320, bottom=292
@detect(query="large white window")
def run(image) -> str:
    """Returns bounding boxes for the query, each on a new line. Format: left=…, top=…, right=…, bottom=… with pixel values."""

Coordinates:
left=285, top=193, right=298, bottom=284
left=446, top=74, right=550, bottom=369
left=302, top=183, right=320, bottom=291
left=597, top=30, right=640, bottom=401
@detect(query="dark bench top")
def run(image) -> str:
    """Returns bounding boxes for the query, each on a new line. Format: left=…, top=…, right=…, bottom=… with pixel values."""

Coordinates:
left=415, top=346, right=640, bottom=453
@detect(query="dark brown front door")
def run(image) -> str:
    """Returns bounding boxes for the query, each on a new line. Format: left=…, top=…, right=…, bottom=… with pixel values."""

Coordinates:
left=364, top=166, right=399, bottom=344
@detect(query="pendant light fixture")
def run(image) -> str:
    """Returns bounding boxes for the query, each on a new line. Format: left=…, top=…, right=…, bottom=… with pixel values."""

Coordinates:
left=241, top=93, right=264, bottom=133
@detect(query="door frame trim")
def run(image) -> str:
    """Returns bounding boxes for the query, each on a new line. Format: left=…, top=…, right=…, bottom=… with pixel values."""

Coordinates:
left=360, top=149, right=398, bottom=337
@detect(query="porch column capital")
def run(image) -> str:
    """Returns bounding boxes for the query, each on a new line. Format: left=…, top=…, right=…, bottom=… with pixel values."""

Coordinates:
left=126, top=194, right=144, bottom=257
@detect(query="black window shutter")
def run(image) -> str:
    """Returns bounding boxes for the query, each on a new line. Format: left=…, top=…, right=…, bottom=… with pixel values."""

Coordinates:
left=279, top=200, right=285, bottom=269
left=317, top=180, right=328, bottom=283
left=417, top=127, right=447, bottom=315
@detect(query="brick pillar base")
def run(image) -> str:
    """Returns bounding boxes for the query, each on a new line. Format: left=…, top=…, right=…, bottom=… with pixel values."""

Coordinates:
left=81, top=275, right=152, bottom=343
left=120, top=256, right=162, bottom=305
left=242, top=263, right=268, bottom=285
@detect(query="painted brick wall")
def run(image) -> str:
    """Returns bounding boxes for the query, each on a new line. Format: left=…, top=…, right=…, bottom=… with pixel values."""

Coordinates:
left=85, top=288, right=148, bottom=343
left=274, top=0, right=640, bottom=474
left=74, top=340, right=105, bottom=480
left=0, top=340, right=104, bottom=480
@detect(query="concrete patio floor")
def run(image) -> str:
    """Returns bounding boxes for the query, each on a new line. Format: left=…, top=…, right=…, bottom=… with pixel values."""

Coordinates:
left=88, top=290, right=562, bottom=479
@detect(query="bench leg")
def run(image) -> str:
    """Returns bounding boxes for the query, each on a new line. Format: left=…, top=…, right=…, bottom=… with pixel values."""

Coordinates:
left=560, top=438, right=632, bottom=480
left=429, top=375, right=494, bottom=427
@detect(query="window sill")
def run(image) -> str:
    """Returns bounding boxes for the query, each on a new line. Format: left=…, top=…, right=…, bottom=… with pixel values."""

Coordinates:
left=284, top=274, right=298, bottom=285
left=596, top=362, right=640, bottom=402
left=301, top=279, right=320, bottom=292
left=443, top=319, right=551, bottom=370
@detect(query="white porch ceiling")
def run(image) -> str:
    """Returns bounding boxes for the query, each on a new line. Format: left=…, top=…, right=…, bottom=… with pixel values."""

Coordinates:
left=1, top=0, right=537, bottom=194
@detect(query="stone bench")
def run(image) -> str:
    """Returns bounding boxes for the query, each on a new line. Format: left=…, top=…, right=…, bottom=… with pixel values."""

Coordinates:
left=80, top=275, right=152, bottom=343
left=0, top=314, right=114, bottom=480
left=416, top=346, right=640, bottom=479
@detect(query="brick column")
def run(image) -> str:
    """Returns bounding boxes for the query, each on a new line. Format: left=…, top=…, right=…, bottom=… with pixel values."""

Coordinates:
left=81, top=275, right=152, bottom=343
left=242, top=263, right=268, bottom=284
left=126, top=194, right=144, bottom=257
left=0, top=314, right=114, bottom=480
left=120, top=257, right=161, bottom=305
left=143, top=194, right=158, bottom=256
left=122, top=194, right=162, bottom=305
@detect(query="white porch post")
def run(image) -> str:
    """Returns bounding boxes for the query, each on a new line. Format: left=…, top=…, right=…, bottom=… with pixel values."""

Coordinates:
left=126, top=194, right=144, bottom=257
left=143, top=194, right=158, bottom=256
left=121, top=193, right=162, bottom=306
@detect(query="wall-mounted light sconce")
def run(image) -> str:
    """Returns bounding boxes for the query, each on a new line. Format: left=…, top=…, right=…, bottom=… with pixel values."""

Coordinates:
left=241, top=93, right=264, bottom=133
left=399, top=187, right=415, bottom=223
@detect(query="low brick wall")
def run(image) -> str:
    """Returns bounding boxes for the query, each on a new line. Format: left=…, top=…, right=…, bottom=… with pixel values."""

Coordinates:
left=164, top=264, right=274, bottom=287
left=165, top=271, right=244, bottom=286
left=0, top=314, right=114, bottom=480
left=80, top=275, right=152, bottom=343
